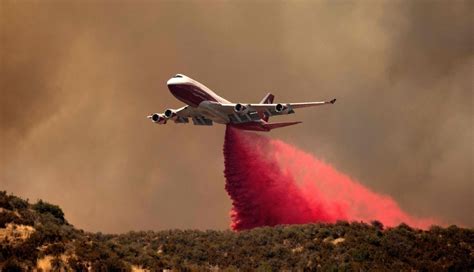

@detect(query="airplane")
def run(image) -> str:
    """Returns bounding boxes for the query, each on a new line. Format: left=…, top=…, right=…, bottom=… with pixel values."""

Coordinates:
left=147, top=74, right=336, bottom=131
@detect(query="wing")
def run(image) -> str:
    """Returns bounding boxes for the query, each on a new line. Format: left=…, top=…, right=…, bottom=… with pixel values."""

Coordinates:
left=148, top=106, right=214, bottom=126
left=219, top=99, right=336, bottom=113
left=251, top=99, right=336, bottom=110
left=208, top=98, right=336, bottom=124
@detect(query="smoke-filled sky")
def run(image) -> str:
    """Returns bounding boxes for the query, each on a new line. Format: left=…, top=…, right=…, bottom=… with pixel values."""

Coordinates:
left=1, top=1, right=472, bottom=233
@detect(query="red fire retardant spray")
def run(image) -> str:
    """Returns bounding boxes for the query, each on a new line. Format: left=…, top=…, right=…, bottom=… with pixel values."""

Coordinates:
left=223, top=126, right=435, bottom=231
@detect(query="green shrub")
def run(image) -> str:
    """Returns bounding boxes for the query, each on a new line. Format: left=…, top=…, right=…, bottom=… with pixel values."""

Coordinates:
left=33, top=200, right=65, bottom=223
left=0, top=191, right=13, bottom=210
left=371, top=220, right=384, bottom=230
left=45, top=243, right=66, bottom=256
left=9, top=196, right=29, bottom=210
left=0, top=212, right=19, bottom=228
left=2, top=257, right=24, bottom=272
left=68, top=257, right=88, bottom=271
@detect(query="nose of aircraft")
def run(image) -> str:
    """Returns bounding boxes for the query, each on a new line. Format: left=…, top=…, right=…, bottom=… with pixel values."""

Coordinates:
left=167, top=78, right=178, bottom=85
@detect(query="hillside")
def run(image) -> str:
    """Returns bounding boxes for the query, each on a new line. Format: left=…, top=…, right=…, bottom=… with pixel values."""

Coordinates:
left=0, top=191, right=473, bottom=271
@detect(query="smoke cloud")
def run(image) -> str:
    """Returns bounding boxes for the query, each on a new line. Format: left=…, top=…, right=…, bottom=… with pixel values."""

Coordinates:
left=1, top=1, right=472, bottom=232
left=224, top=127, right=434, bottom=230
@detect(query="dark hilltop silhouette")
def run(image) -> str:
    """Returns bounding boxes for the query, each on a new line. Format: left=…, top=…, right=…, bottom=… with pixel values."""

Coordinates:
left=1, top=191, right=473, bottom=271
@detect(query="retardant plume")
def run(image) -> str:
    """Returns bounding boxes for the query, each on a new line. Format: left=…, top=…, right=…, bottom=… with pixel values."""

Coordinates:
left=224, top=126, right=436, bottom=231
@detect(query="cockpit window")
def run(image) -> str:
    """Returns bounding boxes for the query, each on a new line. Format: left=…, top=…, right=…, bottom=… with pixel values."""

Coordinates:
left=174, top=74, right=183, bottom=78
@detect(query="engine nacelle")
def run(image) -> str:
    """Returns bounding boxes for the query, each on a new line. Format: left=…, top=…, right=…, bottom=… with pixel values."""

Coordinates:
left=164, top=109, right=177, bottom=119
left=150, top=113, right=167, bottom=124
left=234, top=103, right=250, bottom=114
left=275, top=103, right=289, bottom=113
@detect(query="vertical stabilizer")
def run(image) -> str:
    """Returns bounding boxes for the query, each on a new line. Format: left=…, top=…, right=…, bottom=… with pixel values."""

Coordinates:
left=259, top=93, right=274, bottom=104
left=260, top=93, right=274, bottom=122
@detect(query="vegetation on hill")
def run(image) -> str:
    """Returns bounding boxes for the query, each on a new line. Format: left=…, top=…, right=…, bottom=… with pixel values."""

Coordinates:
left=0, top=191, right=473, bottom=271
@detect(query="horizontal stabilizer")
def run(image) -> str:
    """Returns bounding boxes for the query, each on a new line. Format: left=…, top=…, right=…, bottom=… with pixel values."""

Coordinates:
left=264, top=121, right=302, bottom=130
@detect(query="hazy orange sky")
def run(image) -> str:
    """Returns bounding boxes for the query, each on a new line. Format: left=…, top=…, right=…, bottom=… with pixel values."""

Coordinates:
left=1, top=1, right=472, bottom=233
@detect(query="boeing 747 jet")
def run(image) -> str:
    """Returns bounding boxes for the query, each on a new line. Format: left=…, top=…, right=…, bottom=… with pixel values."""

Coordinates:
left=147, top=74, right=336, bottom=131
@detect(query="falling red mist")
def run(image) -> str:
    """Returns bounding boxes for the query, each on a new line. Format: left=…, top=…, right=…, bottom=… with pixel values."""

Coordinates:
left=223, top=126, right=436, bottom=231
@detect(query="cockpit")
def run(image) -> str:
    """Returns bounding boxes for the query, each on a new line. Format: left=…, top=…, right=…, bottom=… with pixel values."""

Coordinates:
left=167, top=74, right=187, bottom=86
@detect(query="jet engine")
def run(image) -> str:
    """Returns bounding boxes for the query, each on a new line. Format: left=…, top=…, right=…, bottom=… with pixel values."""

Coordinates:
left=275, top=103, right=289, bottom=113
left=149, top=113, right=167, bottom=124
left=234, top=103, right=250, bottom=114
left=164, top=109, right=177, bottom=118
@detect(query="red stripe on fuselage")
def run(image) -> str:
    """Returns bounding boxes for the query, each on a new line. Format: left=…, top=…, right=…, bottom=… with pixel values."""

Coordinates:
left=168, top=84, right=218, bottom=107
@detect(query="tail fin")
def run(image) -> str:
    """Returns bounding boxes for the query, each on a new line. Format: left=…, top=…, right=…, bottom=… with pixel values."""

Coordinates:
left=260, top=93, right=274, bottom=122
left=260, top=93, right=274, bottom=104
left=264, top=121, right=301, bottom=131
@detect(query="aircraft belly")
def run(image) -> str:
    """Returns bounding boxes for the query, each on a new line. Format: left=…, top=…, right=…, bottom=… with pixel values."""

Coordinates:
left=198, top=102, right=230, bottom=124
